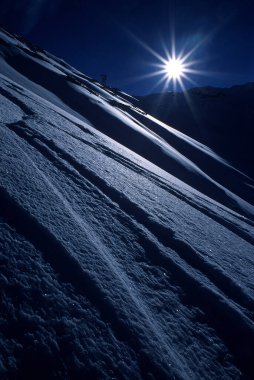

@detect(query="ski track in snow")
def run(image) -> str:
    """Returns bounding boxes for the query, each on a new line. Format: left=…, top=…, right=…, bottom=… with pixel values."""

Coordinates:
left=1, top=38, right=254, bottom=380
left=5, top=117, right=254, bottom=314
left=0, top=144, right=182, bottom=379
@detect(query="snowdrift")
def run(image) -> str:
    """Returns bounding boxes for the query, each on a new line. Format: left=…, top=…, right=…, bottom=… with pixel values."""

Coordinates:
left=0, top=28, right=254, bottom=379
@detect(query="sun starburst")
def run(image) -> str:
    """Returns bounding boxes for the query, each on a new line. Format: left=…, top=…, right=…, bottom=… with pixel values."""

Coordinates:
left=152, top=48, right=199, bottom=92
left=125, top=29, right=210, bottom=93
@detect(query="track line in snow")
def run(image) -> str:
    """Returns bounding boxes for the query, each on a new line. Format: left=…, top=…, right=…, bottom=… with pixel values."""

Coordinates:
left=0, top=138, right=188, bottom=380
left=5, top=118, right=254, bottom=378
left=7, top=120, right=254, bottom=315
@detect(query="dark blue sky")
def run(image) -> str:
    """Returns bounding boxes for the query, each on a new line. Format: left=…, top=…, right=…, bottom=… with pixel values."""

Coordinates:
left=1, top=0, right=254, bottom=95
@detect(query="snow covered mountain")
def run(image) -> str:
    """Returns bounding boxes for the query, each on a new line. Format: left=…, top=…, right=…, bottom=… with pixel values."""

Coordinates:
left=137, top=85, right=254, bottom=180
left=0, top=28, right=254, bottom=380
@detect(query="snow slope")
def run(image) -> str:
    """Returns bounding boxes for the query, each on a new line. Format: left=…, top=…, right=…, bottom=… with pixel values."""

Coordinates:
left=0, top=28, right=254, bottom=379
left=137, top=85, right=254, bottom=179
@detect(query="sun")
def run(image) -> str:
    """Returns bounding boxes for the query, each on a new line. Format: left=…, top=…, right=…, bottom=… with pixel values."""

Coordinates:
left=126, top=29, right=207, bottom=92
left=152, top=48, right=200, bottom=92
left=164, top=58, right=185, bottom=80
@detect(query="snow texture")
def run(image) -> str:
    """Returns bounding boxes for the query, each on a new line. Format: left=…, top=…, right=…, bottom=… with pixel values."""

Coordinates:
left=0, top=28, right=254, bottom=380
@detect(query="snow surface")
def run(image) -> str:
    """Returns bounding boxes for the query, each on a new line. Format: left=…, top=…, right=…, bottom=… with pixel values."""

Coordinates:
left=0, top=28, right=254, bottom=380
left=137, top=86, right=254, bottom=180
